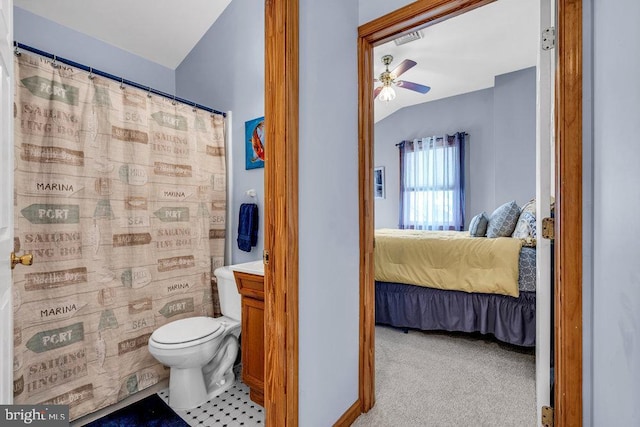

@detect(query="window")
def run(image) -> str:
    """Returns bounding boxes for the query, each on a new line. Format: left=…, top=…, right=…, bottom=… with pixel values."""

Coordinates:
left=399, top=133, right=465, bottom=230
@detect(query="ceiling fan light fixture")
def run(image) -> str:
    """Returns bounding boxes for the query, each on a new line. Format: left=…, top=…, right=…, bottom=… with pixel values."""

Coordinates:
left=379, top=85, right=396, bottom=102
left=373, top=55, right=428, bottom=101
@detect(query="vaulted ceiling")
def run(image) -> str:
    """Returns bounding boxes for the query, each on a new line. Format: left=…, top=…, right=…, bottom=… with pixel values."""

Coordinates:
left=15, top=0, right=538, bottom=122
left=373, top=0, right=539, bottom=122
left=14, top=0, right=232, bottom=69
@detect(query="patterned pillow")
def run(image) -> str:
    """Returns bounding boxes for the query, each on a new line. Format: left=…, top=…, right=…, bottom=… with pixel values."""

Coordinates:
left=521, top=198, right=556, bottom=217
left=486, top=200, right=520, bottom=238
left=512, top=211, right=537, bottom=239
left=469, top=212, right=489, bottom=237
left=520, top=199, right=536, bottom=217
left=520, top=237, right=537, bottom=247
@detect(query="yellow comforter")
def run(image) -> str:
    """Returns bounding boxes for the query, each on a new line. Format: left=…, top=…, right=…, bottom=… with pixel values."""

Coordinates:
left=375, top=229, right=523, bottom=297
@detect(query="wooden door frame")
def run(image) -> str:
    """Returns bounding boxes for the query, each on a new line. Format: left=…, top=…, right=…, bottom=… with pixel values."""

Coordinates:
left=357, top=0, right=583, bottom=424
left=554, top=1, right=583, bottom=424
left=264, top=0, right=299, bottom=426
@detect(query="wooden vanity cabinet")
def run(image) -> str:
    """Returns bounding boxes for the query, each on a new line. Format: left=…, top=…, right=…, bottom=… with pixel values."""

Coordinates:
left=233, top=271, right=264, bottom=406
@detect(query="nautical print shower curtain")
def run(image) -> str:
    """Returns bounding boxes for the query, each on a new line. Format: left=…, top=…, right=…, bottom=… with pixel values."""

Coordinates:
left=12, top=52, right=226, bottom=420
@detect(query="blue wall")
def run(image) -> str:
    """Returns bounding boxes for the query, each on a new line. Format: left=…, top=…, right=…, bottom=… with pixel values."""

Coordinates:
left=298, top=0, right=360, bottom=424
left=590, top=0, right=640, bottom=424
left=374, top=67, right=536, bottom=229
left=359, top=0, right=413, bottom=25
left=493, top=67, right=537, bottom=205
left=14, top=7, right=175, bottom=94
left=176, top=0, right=264, bottom=266
left=582, top=0, right=594, bottom=423
left=178, top=1, right=360, bottom=424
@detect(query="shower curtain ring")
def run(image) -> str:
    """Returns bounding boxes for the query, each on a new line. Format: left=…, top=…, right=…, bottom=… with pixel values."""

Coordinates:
left=192, top=102, right=197, bottom=112
left=147, top=87, right=152, bottom=98
left=172, top=95, right=177, bottom=106
left=88, top=67, right=95, bottom=80
left=14, top=45, right=21, bottom=56
left=120, top=78, right=125, bottom=90
left=52, top=55, right=59, bottom=68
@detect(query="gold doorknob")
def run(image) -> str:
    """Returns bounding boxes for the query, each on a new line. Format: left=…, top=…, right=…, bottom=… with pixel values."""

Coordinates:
left=11, top=252, right=33, bottom=270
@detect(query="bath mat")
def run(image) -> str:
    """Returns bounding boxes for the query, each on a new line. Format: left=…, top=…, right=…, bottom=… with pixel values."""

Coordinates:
left=85, top=394, right=188, bottom=427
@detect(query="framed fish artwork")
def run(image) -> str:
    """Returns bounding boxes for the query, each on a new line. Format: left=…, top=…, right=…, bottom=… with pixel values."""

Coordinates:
left=245, top=116, right=265, bottom=170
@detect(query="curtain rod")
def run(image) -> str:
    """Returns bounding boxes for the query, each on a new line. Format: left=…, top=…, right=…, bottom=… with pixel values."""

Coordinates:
left=395, top=132, right=469, bottom=146
left=14, top=42, right=226, bottom=117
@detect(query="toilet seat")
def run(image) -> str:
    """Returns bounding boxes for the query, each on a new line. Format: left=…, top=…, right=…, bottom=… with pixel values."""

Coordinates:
left=151, top=316, right=224, bottom=346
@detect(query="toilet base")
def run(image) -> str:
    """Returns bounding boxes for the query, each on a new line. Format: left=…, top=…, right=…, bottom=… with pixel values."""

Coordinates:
left=167, top=368, right=236, bottom=410
left=167, top=366, right=208, bottom=410
left=205, top=370, right=235, bottom=401
left=161, top=333, right=239, bottom=410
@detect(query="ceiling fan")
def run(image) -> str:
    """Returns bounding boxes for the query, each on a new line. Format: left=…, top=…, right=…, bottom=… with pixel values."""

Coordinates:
left=374, top=54, right=431, bottom=102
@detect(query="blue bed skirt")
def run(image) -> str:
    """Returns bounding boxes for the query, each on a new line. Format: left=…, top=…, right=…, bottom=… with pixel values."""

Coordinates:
left=375, top=281, right=536, bottom=347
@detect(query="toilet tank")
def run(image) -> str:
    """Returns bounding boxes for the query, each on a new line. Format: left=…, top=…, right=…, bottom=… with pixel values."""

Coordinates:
left=214, top=261, right=264, bottom=321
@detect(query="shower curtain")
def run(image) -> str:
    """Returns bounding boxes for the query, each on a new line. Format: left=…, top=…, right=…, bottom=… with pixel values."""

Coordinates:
left=12, top=52, right=226, bottom=420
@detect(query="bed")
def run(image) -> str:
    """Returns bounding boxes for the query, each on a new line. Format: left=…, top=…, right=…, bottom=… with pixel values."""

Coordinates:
left=374, top=228, right=537, bottom=347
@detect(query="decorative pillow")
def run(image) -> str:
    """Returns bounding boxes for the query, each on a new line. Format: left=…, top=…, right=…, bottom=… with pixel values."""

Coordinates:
left=520, top=198, right=536, bottom=218
left=520, top=237, right=537, bottom=248
left=486, top=200, right=520, bottom=238
left=521, top=197, right=556, bottom=218
left=469, top=212, right=489, bottom=237
left=512, top=211, right=537, bottom=239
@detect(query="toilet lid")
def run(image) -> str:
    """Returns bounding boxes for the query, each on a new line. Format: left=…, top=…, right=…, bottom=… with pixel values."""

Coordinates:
left=151, top=316, right=224, bottom=345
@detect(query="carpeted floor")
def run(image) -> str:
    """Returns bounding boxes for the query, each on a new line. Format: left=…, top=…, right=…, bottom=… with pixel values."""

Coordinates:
left=352, top=325, right=536, bottom=427
left=85, top=393, right=188, bottom=427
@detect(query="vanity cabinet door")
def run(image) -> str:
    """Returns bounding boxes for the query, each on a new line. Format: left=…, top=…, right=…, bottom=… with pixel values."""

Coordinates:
left=241, top=296, right=264, bottom=405
left=233, top=271, right=265, bottom=406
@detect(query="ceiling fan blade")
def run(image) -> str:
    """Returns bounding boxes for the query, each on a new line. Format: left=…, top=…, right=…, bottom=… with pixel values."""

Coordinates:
left=391, top=59, right=417, bottom=78
left=396, top=80, right=431, bottom=94
left=373, top=86, right=383, bottom=98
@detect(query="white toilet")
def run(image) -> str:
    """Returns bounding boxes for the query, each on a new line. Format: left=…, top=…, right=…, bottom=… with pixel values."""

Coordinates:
left=148, top=264, right=244, bottom=410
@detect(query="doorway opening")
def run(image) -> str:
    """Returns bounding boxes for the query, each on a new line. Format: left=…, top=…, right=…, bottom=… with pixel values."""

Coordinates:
left=357, top=0, right=583, bottom=425
left=362, top=0, right=541, bottom=424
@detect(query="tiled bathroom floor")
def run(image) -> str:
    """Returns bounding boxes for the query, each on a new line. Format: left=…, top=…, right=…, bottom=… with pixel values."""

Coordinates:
left=157, top=367, right=265, bottom=427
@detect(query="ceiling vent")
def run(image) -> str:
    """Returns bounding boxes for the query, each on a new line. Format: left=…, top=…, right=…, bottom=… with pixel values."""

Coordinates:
left=394, top=31, right=423, bottom=46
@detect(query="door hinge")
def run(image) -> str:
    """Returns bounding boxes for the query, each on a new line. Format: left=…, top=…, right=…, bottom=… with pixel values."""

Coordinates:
left=542, top=405, right=554, bottom=427
left=542, top=217, right=555, bottom=240
left=263, top=249, right=270, bottom=265
left=542, top=27, right=555, bottom=51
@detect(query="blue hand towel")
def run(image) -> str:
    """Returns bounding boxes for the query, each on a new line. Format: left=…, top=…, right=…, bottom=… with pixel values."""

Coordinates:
left=237, top=203, right=259, bottom=252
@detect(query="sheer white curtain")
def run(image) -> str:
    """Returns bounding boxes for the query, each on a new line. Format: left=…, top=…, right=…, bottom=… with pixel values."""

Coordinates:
left=399, top=133, right=465, bottom=230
